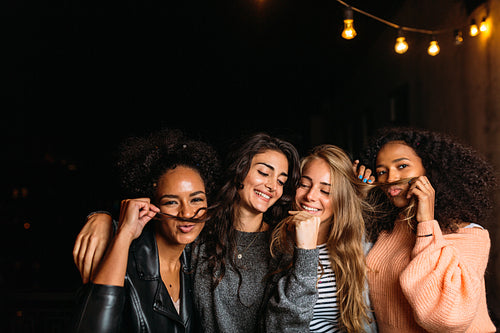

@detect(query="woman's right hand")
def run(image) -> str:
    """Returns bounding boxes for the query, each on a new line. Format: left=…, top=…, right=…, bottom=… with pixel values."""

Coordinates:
left=287, top=211, right=321, bottom=249
left=73, top=212, right=113, bottom=284
left=117, top=198, right=159, bottom=241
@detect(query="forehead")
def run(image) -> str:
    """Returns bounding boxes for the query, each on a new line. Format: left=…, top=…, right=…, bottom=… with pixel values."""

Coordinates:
left=302, top=158, right=331, bottom=181
left=252, top=150, right=288, bottom=170
left=158, top=166, right=205, bottom=189
left=376, top=141, right=419, bottom=162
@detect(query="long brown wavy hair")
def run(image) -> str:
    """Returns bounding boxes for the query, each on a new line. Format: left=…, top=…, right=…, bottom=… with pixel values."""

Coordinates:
left=270, top=144, right=374, bottom=332
left=200, top=133, right=301, bottom=297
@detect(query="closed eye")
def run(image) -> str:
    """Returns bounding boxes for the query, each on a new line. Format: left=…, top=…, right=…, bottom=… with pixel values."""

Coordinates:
left=258, top=170, right=269, bottom=177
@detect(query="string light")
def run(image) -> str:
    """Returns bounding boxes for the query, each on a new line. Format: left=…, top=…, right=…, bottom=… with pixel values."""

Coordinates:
left=427, top=37, right=440, bottom=56
left=394, top=30, right=408, bottom=54
left=469, top=19, right=479, bottom=36
left=479, top=17, right=488, bottom=32
left=335, top=0, right=491, bottom=56
left=341, top=7, right=357, bottom=40
left=454, top=29, right=464, bottom=45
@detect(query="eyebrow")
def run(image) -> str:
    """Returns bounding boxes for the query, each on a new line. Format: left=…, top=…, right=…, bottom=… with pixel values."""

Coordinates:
left=258, top=162, right=289, bottom=178
left=159, top=191, right=206, bottom=200
left=301, top=175, right=331, bottom=187
left=376, top=157, right=410, bottom=168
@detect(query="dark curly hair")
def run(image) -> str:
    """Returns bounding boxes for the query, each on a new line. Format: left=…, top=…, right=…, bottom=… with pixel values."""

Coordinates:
left=115, top=128, right=220, bottom=203
left=359, top=127, right=496, bottom=238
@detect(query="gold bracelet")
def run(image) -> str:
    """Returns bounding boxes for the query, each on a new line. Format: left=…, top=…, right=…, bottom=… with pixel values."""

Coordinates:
left=416, top=233, right=433, bottom=237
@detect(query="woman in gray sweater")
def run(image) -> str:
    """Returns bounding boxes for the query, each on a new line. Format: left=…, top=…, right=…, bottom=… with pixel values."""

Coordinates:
left=191, top=132, right=301, bottom=332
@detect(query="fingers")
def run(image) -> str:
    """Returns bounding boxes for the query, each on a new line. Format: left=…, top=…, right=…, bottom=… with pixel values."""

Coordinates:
left=352, top=160, right=360, bottom=174
left=73, top=213, right=113, bottom=283
left=353, top=160, right=374, bottom=184
left=73, top=232, right=89, bottom=282
left=118, top=198, right=157, bottom=240
left=407, top=176, right=435, bottom=222
left=406, top=176, right=434, bottom=198
left=285, top=211, right=321, bottom=249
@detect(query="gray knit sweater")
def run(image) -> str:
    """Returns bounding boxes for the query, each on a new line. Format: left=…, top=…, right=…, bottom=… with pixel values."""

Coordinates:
left=191, top=230, right=272, bottom=333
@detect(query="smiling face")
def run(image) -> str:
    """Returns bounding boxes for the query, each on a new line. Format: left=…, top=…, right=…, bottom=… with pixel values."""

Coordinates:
left=295, top=158, right=334, bottom=223
left=154, top=166, right=207, bottom=245
left=375, top=141, right=426, bottom=208
left=237, top=149, right=289, bottom=216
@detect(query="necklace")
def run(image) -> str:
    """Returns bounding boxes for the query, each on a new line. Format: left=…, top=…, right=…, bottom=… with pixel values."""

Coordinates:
left=235, top=233, right=260, bottom=259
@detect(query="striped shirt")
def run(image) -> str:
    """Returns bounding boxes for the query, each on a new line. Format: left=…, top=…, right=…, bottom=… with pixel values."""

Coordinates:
left=310, top=243, right=340, bottom=333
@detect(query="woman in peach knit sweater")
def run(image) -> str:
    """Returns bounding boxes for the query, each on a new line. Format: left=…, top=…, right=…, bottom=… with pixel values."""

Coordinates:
left=358, top=127, right=496, bottom=332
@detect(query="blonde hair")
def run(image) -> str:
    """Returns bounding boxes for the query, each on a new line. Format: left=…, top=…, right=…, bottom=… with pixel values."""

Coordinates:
left=271, top=144, right=373, bottom=332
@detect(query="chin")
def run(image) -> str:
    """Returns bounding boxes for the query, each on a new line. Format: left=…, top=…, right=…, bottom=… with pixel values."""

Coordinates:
left=391, top=197, right=409, bottom=208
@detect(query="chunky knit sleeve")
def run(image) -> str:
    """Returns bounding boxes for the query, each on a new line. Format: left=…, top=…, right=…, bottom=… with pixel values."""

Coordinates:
left=262, top=247, right=319, bottom=332
left=399, top=220, right=491, bottom=332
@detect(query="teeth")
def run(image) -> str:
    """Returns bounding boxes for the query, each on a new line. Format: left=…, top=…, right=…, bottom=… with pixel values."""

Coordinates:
left=255, top=190, right=270, bottom=199
left=302, top=205, right=320, bottom=212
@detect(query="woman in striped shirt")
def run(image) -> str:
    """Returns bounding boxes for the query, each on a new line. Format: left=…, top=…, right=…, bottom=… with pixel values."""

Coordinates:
left=263, top=144, right=377, bottom=333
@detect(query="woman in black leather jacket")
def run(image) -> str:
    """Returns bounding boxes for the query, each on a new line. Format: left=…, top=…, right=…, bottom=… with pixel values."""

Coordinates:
left=73, top=129, right=220, bottom=333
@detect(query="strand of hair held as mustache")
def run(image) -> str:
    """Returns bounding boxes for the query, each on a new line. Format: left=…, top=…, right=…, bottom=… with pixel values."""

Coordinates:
left=153, top=203, right=221, bottom=223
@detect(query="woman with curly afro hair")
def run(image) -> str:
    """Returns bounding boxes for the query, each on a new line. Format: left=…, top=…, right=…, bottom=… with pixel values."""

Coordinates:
left=356, top=127, right=496, bottom=332
left=73, top=128, right=220, bottom=333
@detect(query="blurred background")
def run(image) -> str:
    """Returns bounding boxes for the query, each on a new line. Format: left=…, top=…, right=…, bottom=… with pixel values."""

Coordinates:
left=1, top=0, right=499, bottom=331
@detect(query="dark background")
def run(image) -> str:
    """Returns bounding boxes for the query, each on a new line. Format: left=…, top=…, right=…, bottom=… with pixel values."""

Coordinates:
left=1, top=0, right=493, bottom=331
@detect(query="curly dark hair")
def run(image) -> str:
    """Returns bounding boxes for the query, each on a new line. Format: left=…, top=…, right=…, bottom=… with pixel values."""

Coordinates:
left=201, top=132, right=301, bottom=291
left=359, top=127, right=496, bottom=237
left=115, top=128, right=220, bottom=203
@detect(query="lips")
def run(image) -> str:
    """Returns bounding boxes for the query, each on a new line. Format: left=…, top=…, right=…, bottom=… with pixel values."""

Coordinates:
left=387, top=186, right=403, bottom=197
left=255, top=190, right=272, bottom=202
left=300, top=204, right=321, bottom=214
left=178, top=224, right=196, bottom=233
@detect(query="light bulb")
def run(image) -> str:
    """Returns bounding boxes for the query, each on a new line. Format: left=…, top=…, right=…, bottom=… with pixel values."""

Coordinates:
left=341, top=7, right=357, bottom=40
left=427, top=40, right=440, bottom=56
left=454, top=29, right=463, bottom=45
left=470, top=19, right=479, bottom=36
left=479, top=17, right=487, bottom=32
left=394, top=36, right=408, bottom=54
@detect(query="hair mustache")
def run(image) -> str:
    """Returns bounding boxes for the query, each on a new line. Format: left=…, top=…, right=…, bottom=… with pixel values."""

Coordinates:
left=375, top=177, right=417, bottom=189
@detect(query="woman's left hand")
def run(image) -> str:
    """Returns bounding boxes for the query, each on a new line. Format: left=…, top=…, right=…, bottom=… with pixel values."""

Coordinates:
left=407, top=176, right=435, bottom=222
left=353, top=160, right=375, bottom=184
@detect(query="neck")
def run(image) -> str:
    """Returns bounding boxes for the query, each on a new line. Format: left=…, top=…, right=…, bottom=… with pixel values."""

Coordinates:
left=317, top=220, right=331, bottom=245
left=234, top=206, right=268, bottom=232
left=155, top=233, right=185, bottom=271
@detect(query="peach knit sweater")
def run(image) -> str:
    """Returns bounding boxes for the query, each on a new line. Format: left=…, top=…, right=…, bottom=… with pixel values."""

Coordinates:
left=366, top=219, right=496, bottom=332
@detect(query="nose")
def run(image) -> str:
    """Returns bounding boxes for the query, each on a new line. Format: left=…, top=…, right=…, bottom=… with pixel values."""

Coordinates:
left=386, top=168, right=400, bottom=183
left=178, top=204, right=196, bottom=219
left=305, top=187, right=319, bottom=202
left=265, top=178, right=277, bottom=192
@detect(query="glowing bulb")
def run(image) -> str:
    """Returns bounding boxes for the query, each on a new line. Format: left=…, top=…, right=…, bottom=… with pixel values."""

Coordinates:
left=427, top=40, right=440, bottom=56
left=470, top=19, right=479, bottom=36
left=454, top=29, right=463, bottom=45
left=341, top=7, right=357, bottom=40
left=479, top=17, right=487, bottom=32
left=394, top=36, right=408, bottom=54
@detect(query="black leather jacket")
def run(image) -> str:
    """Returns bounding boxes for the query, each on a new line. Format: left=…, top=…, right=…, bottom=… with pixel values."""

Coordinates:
left=73, top=223, right=200, bottom=333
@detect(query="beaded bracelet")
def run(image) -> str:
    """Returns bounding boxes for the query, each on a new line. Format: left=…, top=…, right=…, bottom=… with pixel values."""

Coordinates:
left=416, top=233, right=433, bottom=237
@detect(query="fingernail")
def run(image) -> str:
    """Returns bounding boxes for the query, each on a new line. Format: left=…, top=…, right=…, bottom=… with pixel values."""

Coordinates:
left=358, top=175, right=363, bottom=179
left=368, top=179, right=373, bottom=184
left=363, top=178, right=368, bottom=183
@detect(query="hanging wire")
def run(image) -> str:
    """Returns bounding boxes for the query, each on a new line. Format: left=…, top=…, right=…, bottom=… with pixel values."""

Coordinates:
left=335, top=0, right=460, bottom=35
